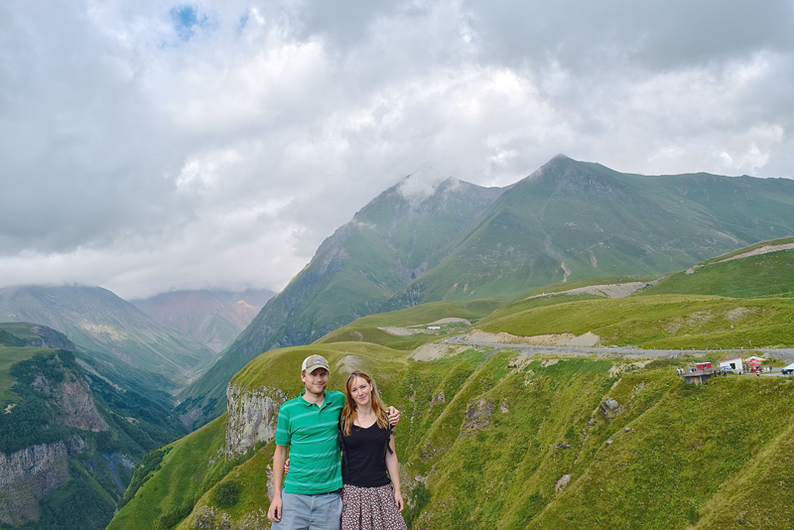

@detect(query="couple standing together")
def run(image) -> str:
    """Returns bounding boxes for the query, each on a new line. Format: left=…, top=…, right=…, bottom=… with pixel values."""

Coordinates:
left=267, top=354, right=408, bottom=530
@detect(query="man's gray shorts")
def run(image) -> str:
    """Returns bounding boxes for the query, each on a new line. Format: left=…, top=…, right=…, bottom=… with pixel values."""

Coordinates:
left=272, top=490, right=342, bottom=530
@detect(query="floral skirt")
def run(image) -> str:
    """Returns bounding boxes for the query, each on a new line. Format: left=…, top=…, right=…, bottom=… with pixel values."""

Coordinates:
left=341, top=484, right=408, bottom=530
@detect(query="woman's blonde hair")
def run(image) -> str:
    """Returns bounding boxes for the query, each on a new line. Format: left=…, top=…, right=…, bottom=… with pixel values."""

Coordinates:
left=340, top=370, right=389, bottom=436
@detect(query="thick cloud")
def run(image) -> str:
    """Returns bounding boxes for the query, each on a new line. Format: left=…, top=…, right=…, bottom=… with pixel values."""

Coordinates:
left=463, top=0, right=794, bottom=70
left=1, top=0, right=793, bottom=298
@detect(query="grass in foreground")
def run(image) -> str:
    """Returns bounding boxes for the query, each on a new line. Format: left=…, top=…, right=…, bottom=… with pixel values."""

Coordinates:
left=109, top=339, right=794, bottom=530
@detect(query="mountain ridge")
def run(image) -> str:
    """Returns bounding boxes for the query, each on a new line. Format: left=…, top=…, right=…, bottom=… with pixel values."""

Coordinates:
left=384, top=156, right=794, bottom=305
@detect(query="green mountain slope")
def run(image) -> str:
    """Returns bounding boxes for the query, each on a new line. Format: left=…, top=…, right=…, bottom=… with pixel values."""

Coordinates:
left=107, top=235, right=794, bottom=530
left=107, top=340, right=794, bottom=530
left=0, top=286, right=216, bottom=387
left=317, top=299, right=499, bottom=350
left=390, top=155, right=794, bottom=305
left=176, top=178, right=503, bottom=426
left=477, top=295, right=794, bottom=349
left=642, top=236, right=794, bottom=298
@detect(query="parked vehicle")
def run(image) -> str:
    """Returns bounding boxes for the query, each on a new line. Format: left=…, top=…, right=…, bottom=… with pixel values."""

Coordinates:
left=782, top=362, right=794, bottom=375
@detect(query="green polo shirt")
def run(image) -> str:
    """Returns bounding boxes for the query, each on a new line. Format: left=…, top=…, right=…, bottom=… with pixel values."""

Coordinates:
left=275, top=390, right=344, bottom=494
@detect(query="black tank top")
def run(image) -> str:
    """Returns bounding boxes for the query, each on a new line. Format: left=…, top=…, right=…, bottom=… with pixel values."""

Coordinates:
left=341, top=422, right=391, bottom=487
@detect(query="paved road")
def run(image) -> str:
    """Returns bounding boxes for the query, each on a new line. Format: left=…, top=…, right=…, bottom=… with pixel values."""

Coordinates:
left=442, top=335, right=794, bottom=364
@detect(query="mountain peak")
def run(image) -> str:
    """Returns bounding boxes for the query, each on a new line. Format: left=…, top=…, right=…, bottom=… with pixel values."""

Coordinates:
left=395, top=170, right=463, bottom=204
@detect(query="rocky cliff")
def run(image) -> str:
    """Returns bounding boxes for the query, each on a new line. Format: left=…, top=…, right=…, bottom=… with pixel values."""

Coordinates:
left=0, top=436, right=86, bottom=526
left=28, top=360, right=111, bottom=433
left=224, top=383, right=288, bottom=458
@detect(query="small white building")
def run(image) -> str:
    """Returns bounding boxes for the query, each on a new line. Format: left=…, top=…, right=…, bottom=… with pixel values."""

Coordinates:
left=718, top=356, right=743, bottom=372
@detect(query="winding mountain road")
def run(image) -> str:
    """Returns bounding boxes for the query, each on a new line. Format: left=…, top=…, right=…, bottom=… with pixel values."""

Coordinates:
left=442, top=334, right=794, bottom=364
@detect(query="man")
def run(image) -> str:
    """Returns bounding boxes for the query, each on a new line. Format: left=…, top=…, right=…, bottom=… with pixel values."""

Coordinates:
left=267, top=354, right=400, bottom=529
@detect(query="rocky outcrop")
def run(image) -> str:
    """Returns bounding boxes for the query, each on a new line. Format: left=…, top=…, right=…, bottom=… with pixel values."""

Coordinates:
left=224, top=384, right=288, bottom=458
left=430, top=391, right=446, bottom=406
left=27, top=362, right=110, bottom=432
left=0, top=436, right=86, bottom=526
left=463, top=398, right=495, bottom=435
left=57, top=377, right=110, bottom=432
left=28, top=325, right=77, bottom=350
left=100, top=452, right=136, bottom=495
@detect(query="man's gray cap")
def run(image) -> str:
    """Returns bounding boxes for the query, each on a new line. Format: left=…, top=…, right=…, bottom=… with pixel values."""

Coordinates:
left=301, top=354, right=330, bottom=374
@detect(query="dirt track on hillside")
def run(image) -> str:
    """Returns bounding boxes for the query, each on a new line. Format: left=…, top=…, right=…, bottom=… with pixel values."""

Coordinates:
left=716, top=242, right=794, bottom=263
left=523, top=280, right=655, bottom=301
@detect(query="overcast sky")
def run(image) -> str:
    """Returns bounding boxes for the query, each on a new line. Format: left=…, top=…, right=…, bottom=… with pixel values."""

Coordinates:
left=2, top=0, right=793, bottom=299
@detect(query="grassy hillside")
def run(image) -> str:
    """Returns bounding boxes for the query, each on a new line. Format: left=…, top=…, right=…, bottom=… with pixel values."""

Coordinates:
left=108, top=339, right=794, bottom=530
left=317, top=300, right=500, bottom=350
left=518, top=366, right=793, bottom=530
left=644, top=246, right=794, bottom=298
left=696, top=235, right=794, bottom=264
left=478, top=295, right=794, bottom=350
left=106, top=416, right=229, bottom=530
left=466, top=276, right=647, bottom=324
left=0, top=346, right=50, bottom=403
left=0, top=322, right=49, bottom=342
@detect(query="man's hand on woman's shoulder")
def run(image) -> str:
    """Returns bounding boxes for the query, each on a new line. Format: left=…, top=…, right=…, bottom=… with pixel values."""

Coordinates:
left=387, top=406, right=400, bottom=426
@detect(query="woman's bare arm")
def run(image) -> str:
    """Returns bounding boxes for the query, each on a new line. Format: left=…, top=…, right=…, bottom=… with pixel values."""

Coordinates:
left=385, top=434, right=404, bottom=511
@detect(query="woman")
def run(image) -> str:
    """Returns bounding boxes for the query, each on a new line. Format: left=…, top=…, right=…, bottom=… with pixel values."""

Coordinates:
left=339, top=370, right=407, bottom=530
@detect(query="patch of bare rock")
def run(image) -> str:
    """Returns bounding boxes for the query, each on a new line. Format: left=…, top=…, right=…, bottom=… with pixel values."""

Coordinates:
left=716, top=242, right=794, bottom=263
left=410, top=344, right=468, bottom=361
left=466, top=329, right=600, bottom=347
left=379, top=318, right=471, bottom=337
left=525, top=281, right=653, bottom=300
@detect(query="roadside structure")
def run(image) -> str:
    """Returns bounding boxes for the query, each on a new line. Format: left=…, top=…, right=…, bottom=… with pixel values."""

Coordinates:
left=718, top=356, right=743, bottom=373
left=677, top=362, right=722, bottom=384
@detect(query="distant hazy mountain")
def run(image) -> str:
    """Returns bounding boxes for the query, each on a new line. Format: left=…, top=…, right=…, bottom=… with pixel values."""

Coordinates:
left=176, top=177, right=504, bottom=425
left=0, top=285, right=215, bottom=386
left=132, top=289, right=274, bottom=353
left=176, top=156, right=794, bottom=427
